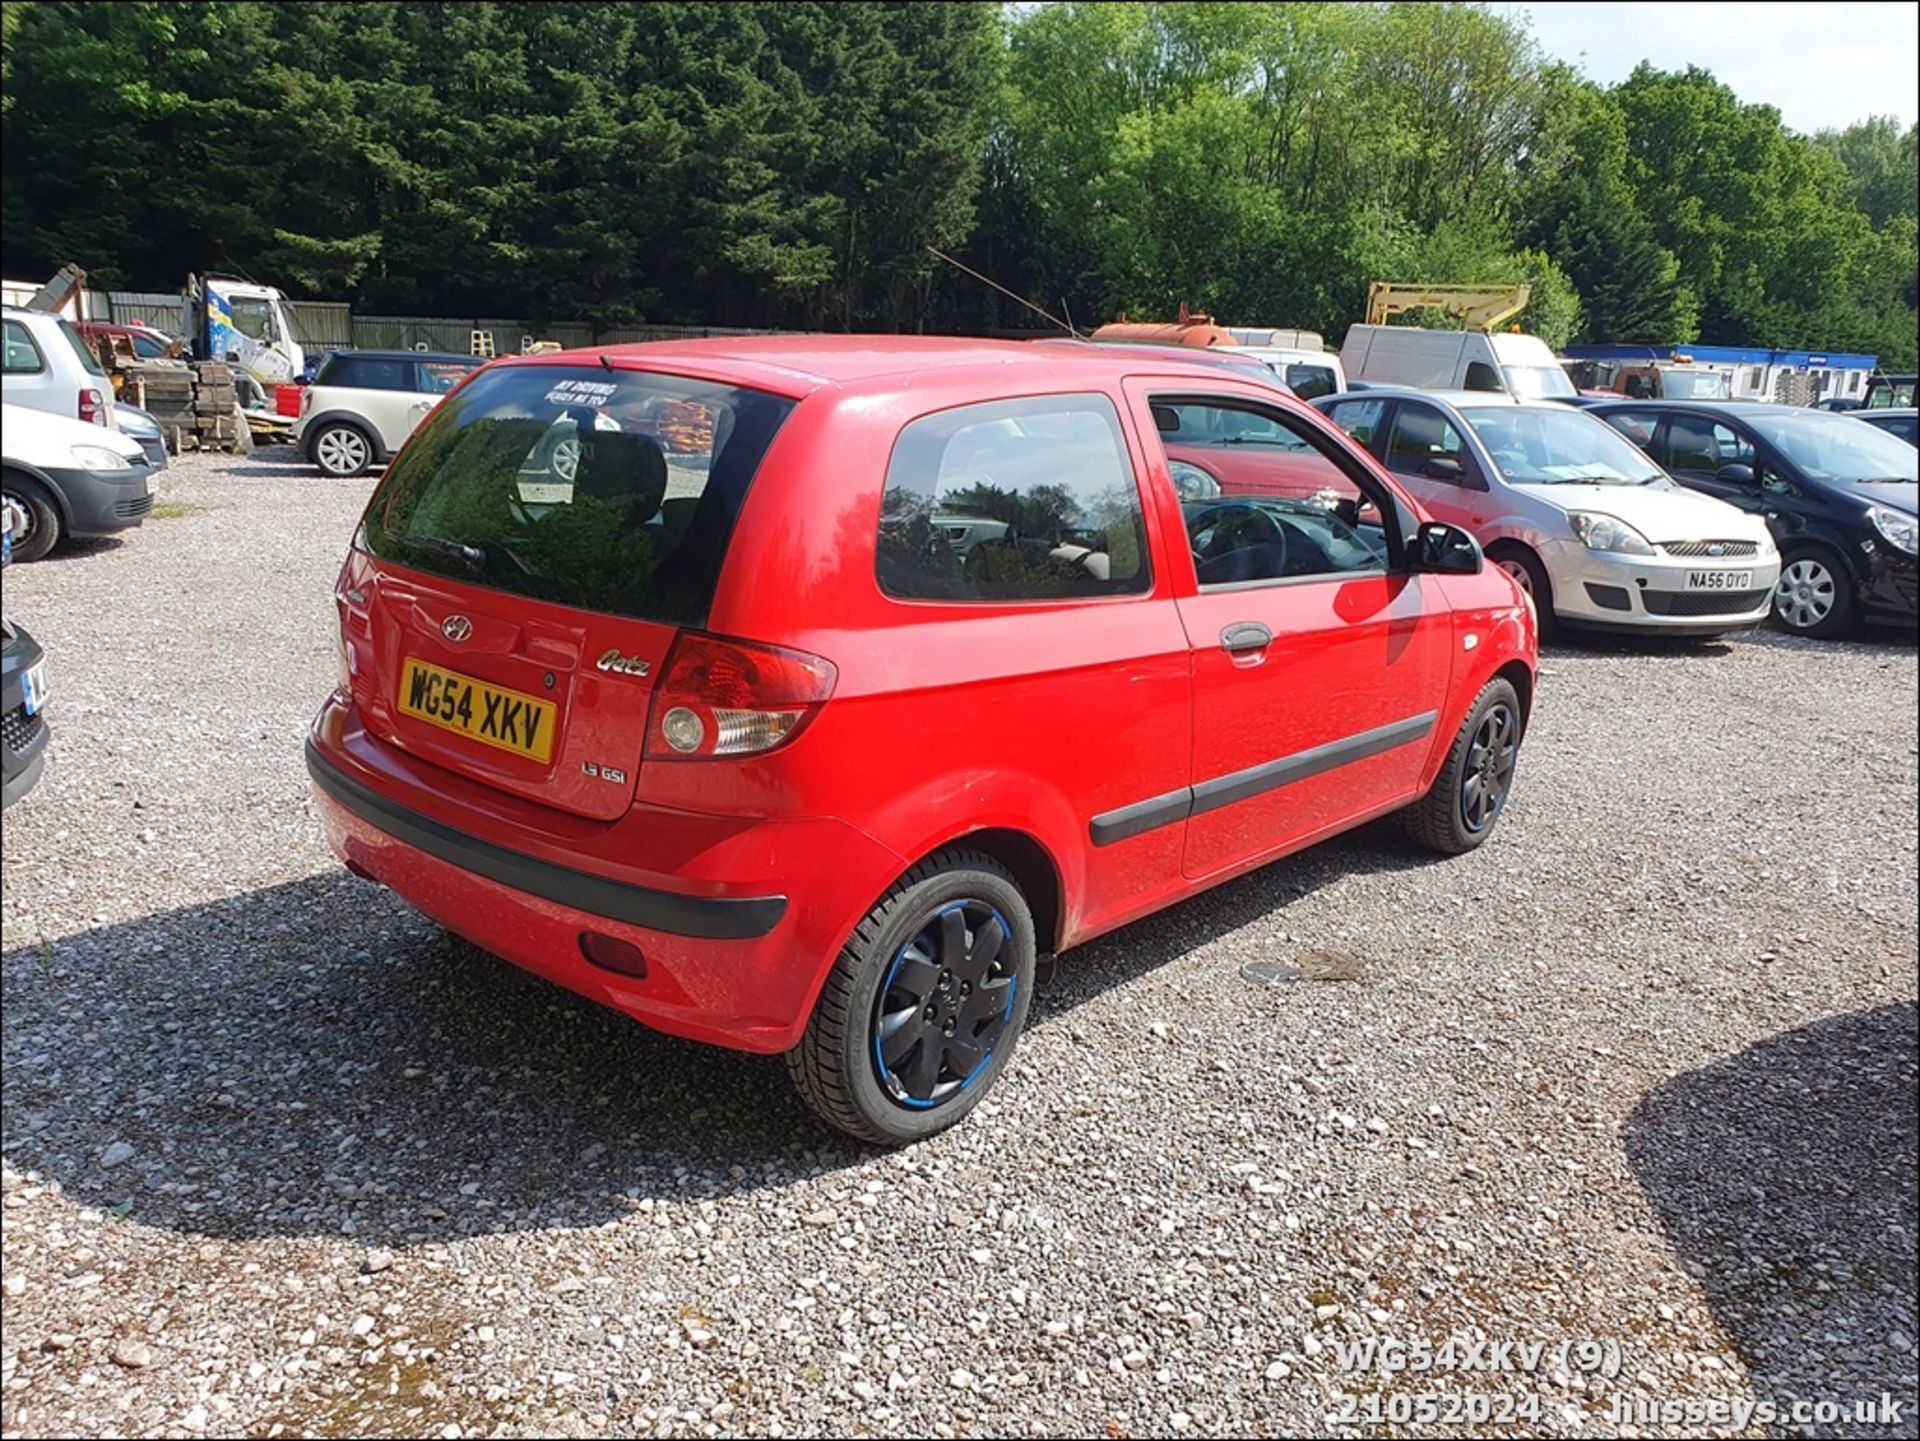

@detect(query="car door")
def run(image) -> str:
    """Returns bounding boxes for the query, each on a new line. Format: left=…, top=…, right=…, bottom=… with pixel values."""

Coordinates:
left=1125, top=379, right=1454, bottom=880
left=1376, top=399, right=1486, bottom=532
left=411, top=360, right=475, bottom=442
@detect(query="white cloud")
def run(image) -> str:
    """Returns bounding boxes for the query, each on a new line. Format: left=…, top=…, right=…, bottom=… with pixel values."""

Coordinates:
left=1494, top=1, right=1918, bottom=132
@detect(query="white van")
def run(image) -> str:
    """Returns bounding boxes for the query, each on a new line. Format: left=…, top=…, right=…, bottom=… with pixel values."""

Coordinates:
left=1225, top=328, right=1346, bottom=400
left=1339, top=325, right=1575, bottom=400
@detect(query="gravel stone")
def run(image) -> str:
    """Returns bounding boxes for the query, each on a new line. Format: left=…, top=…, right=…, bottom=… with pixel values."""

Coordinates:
left=1, top=447, right=1914, bottom=1437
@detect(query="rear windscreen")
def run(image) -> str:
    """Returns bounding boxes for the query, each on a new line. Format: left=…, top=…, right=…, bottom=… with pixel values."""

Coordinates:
left=361, top=365, right=795, bottom=626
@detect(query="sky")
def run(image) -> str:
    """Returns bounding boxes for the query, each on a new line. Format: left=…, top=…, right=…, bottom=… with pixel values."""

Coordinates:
left=1493, top=2, right=1918, bottom=133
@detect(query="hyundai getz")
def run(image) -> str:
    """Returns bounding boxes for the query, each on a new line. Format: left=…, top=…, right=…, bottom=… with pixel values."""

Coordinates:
left=307, top=338, right=1537, bottom=1144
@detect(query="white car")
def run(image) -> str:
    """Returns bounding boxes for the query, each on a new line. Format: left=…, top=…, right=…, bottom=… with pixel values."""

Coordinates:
left=1316, top=389, right=1781, bottom=637
left=3, top=305, right=118, bottom=430
left=294, top=350, right=485, bottom=477
left=1, top=403, right=155, bottom=561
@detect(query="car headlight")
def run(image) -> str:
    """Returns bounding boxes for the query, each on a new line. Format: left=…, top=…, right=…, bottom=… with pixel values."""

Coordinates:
left=1567, top=511, right=1654, bottom=555
left=1868, top=504, right=1917, bottom=556
left=1168, top=460, right=1221, bottom=501
left=70, top=444, right=133, bottom=473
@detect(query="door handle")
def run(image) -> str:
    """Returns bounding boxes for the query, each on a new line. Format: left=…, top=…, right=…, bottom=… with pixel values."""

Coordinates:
left=1220, top=622, right=1272, bottom=654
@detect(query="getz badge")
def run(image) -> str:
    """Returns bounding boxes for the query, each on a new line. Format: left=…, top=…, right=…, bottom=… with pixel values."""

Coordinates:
left=595, top=648, right=650, bottom=677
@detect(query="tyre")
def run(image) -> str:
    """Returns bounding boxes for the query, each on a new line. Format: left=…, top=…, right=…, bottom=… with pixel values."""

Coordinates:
left=311, top=422, right=374, bottom=478
left=1486, top=542, right=1554, bottom=640
left=787, top=850, right=1036, bottom=1145
left=1, top=478, right=61, bottom=563
left=1772, top=546, right=1856, bottom=639
left=1406, top=677, right=1524, bottom=855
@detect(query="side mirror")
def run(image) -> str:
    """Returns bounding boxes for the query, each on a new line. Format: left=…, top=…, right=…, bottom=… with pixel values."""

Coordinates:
left=1715, top=463, right=1757, bottom=489
left=1410, top=521, right=1482, bottom=575
left=1423, top=456, right=1464, bottom=481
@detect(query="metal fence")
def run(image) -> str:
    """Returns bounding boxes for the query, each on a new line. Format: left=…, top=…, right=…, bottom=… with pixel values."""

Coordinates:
left=284, top=300, right=352, bottom=348
left=105, top=291, right=783, bottom=355
left=106, top=290, right=187, bottom=330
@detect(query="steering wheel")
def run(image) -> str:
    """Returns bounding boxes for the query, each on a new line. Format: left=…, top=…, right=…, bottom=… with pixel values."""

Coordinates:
left=1194, top=501, right=1285, bottom=556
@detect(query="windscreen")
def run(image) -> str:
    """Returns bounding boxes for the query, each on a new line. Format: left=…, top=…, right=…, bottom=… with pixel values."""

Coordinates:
left=1660, top=369, right=1731, bottom=400
left=1501, top=364, right=1577, bottom=399
left=360, top=364, right=795, bottom=625
left=1742, top=410, right=1918, bottom=488
left=1460, top=405, right=1669, bottom=486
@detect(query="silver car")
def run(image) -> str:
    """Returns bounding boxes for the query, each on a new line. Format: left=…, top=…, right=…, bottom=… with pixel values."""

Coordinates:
left=1315, top=389, right=1780, bottom=638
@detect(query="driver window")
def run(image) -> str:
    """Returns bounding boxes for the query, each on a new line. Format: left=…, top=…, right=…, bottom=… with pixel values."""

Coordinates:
left=1665, top=416, right=1753, bottom=474
left=1146, top=395, right=1388, bottom=589
left=1384, top=404, right=1469, bottom=483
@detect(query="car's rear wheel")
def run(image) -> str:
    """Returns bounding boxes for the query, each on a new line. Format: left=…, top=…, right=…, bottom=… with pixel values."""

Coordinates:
left=1485, top=542, right=1554, bottom=640
left=311, top=422, right=374, bottom=478
left=1, top=478, right=61, bottom=563
left=1406, top=677, right=1524, bottom=855
left=1772, top=547, right=1855, bottom=638
left=788, top=850, right=1035, bottom=1146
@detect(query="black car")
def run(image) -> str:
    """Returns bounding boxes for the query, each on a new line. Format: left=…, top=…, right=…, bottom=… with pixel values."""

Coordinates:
left=1587, top=400, right=1918, bottom=638
left=1858, top=408, right=1918, bottom=447
left=2, top=509, right=52, bottom=807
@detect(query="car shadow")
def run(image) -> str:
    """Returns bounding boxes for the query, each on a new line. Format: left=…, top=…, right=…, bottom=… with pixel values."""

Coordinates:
left=1625, top=1003, right=1919, bottom=1413
left=1, top=819, right=1433, bottom=1244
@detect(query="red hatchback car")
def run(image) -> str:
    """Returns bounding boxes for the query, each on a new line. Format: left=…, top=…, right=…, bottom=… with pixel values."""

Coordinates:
left=307, top=338, right=1536, bottom=1143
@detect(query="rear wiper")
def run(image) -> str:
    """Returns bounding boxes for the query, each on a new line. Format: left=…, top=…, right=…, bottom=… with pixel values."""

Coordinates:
left=401, top=533, right=489, bottom=572
left=1855, top=476, right=1913, bottom=485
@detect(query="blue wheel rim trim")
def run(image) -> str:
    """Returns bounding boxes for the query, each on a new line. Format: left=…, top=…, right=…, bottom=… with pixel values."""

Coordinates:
left=872, top=900, right=1016, bottom=1110
left=1460, top=703, right=1519, bottom=834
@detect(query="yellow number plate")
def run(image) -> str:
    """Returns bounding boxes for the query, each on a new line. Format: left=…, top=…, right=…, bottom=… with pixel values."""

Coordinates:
left=397, top=658, right=556, bottom=763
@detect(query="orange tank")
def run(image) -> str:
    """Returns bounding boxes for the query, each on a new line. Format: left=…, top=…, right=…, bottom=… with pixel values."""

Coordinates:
left=1090, top=303, right=1237, bottom=349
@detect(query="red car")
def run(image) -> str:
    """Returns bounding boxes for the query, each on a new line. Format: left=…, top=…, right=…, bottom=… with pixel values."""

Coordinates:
left=307, top=338, right=1536, bottom=1143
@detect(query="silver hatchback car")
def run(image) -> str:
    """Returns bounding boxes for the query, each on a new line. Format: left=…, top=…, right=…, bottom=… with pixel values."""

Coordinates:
left=1316, top=390, right=1780, bottom=638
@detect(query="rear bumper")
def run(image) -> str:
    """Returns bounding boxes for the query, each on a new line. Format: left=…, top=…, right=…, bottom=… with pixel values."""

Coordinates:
left=306, top=694, right=905, bottom=1053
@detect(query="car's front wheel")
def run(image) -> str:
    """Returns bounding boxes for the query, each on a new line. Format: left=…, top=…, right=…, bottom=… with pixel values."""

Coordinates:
left=788, top=850, right=1036, bottom=1145
left=1772, top=546, right=1856, bottom=638
left=1485, top=542, right=1554, bottom=640
left=311, top=422, right=374, bottom=478
left=1, top=478, right=61, bottom=563
left=1406, top=677, right=1525, bottom=855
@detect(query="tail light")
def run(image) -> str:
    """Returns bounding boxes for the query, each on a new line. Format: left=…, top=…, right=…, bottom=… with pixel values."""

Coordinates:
left=644, top=633, right=836, bottom=760
left=78, top=388, right=106, bottom=426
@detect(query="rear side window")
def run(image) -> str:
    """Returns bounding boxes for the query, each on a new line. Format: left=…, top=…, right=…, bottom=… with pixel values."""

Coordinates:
left=876, top=394, right=1149, bottom=603
left=362, top=365, right=795, bottom=626
left=1323, top=397, right=1385, bottom=447
left=3, top=319, right=45, bottom=374
left=323, top=355, right=412, bottom=391
left=56, top=319, right=107, bottom=377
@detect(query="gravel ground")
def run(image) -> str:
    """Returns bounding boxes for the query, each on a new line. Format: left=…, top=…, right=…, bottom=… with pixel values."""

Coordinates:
left=3, top=447, right=1915, bottom=1439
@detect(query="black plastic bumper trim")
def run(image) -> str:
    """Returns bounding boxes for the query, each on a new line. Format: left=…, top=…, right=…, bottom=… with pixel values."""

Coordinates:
left=305, top=740, right=787, bottom=940
left=1089, top=711, right=1438, bottom=847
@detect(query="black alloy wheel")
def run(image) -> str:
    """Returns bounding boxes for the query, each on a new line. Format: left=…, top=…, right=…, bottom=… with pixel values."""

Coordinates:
left=872, top=900, right=1018, bottom=1109
left=1460, top=701, right=1519, bottom=835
